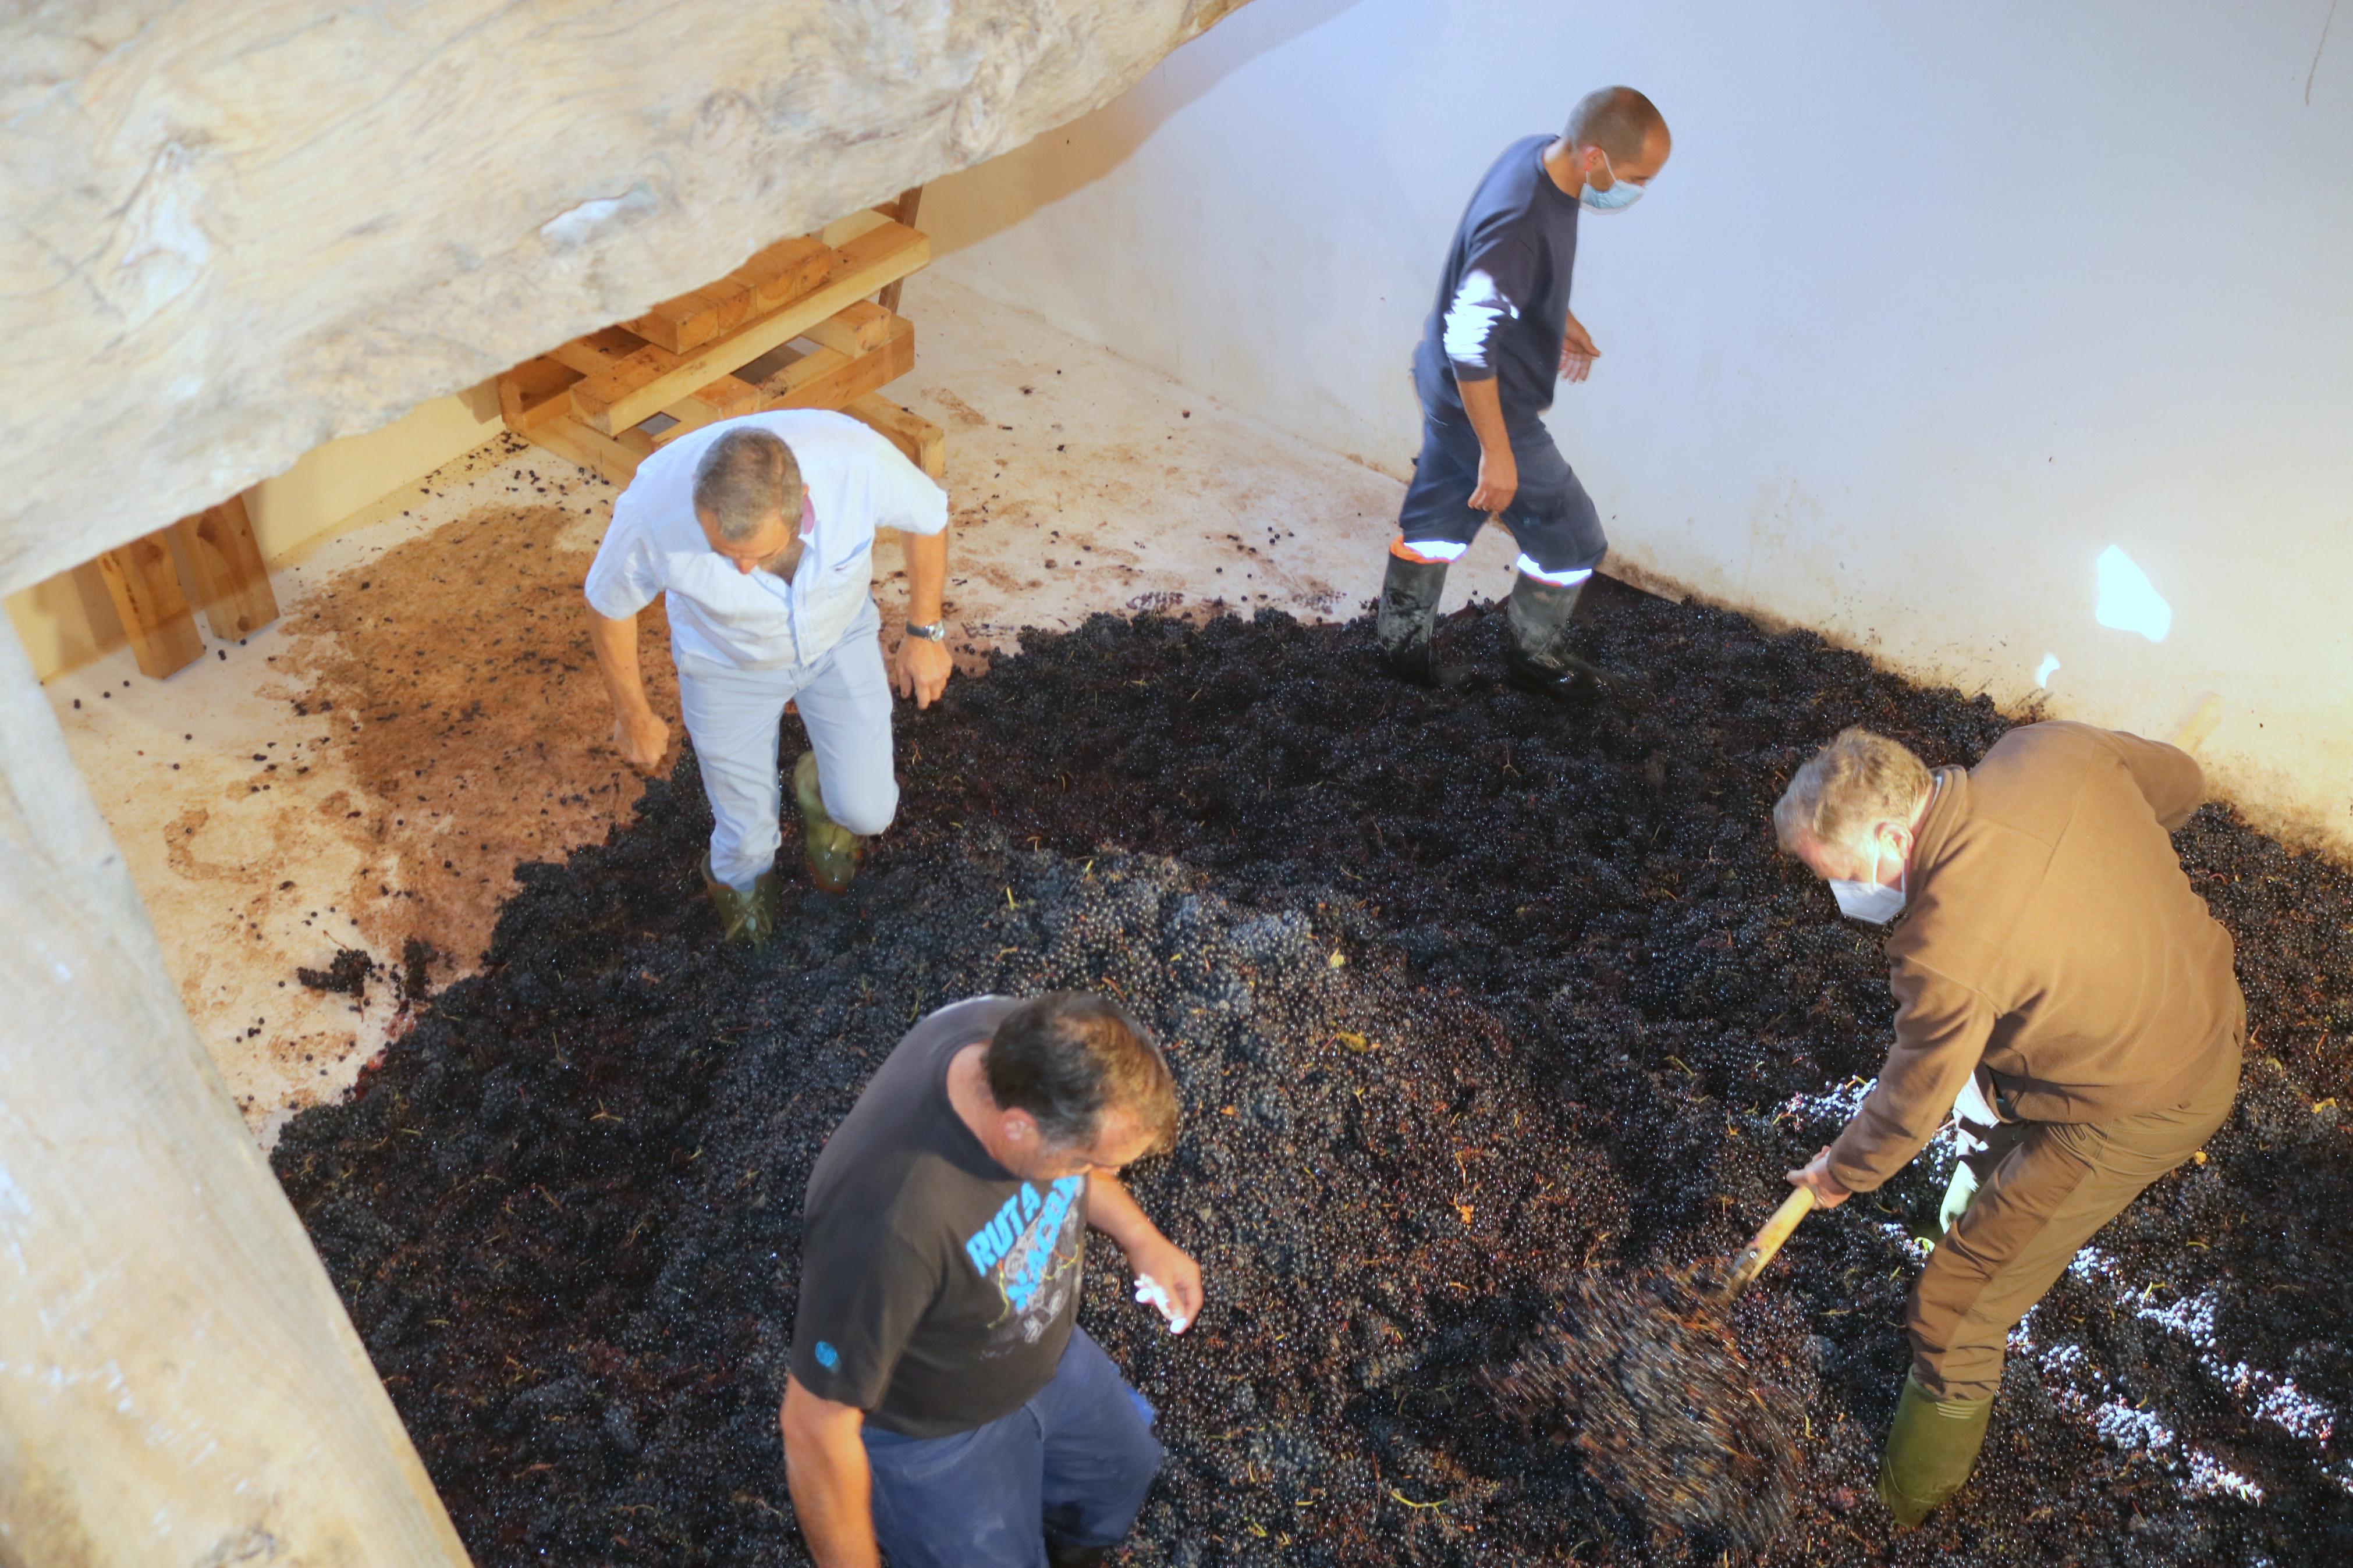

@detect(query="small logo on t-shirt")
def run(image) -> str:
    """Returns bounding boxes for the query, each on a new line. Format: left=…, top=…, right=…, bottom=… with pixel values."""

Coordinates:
left=814, top=1341, right=840, bottom=1369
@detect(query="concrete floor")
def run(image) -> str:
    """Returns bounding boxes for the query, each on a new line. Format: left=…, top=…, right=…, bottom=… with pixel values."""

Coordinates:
left=45, top=277, right=1536, bottom=1147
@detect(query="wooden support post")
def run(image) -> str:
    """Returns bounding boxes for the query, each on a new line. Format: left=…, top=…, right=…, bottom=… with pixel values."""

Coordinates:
left=803, top=299, right=896, bottom=358
left=877, top=186, right=923, bottom=315
left=94, top=528, right=205, bottom=678
left=173, top=495, right=280, bottom=641
left=527, top=415, right=654, bottom=488
left=624, top=235, right=832, bottom=353
left=0, top=624, right=474, bottom=1566
left=498, top=356, right=585, bottom=433
left=753, top=313, right=917, bottom=419
left=568, top=221, right=929, bottom=435
left=844, top=394, right=946, bottom=479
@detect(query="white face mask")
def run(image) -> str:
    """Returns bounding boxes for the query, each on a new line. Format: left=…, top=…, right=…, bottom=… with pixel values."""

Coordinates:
left=1827, top=833, right=1907, bottom=925
left=1829, top=876, right=1906, bottom=925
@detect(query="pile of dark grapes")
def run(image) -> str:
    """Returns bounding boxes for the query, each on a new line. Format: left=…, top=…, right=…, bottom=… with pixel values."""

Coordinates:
left=277, top=587, right=2353, bottom=1566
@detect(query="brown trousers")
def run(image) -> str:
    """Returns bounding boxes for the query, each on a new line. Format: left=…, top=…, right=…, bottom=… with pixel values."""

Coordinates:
left=1909, top=1028, right=2243, bottom=1403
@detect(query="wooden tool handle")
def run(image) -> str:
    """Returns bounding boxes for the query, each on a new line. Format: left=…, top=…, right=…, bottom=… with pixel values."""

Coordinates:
left=2170, top=694, right=2222, bottom=755
left=1726, top=1186, right=1817, bottom=1297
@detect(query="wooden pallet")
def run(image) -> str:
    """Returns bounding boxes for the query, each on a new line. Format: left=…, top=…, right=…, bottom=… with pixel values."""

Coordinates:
left=498, top=207, right=945, bottom=491
left=97, top=494, right=279, bottom=678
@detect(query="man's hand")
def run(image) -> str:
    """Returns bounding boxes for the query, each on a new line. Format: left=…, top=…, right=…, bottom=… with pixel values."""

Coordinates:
left=1559, top=314, right=1601, bottom=383
left=1467, top=447, right=1519, bottom=515
left=1786, top=1144, right=1852, bottom=1210
left=892, top=634, right=953, bottom=709
left=1123, top=1232, right=1204, bottom=1332
left=612, top=709, right=672, bottom=773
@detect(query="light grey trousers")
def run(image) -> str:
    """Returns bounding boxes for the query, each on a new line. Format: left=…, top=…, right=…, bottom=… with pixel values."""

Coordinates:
left=676, top=597, right=899, bottom=891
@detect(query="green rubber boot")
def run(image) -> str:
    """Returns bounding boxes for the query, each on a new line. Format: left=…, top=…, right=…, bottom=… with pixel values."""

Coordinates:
left=792, top=751, right=864, bottom=894
left=700, top=854, right=778, bottom=947
left=1878, top=1372, right=1994, bottom=1527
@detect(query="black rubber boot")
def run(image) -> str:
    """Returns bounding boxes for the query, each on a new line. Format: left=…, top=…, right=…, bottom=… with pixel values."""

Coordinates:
left=1503, top=573, right=1617, bottom=703
left=1376, top=552, right=1449, bottom=684
left=1044, top=1545, right=1109, bottom=1568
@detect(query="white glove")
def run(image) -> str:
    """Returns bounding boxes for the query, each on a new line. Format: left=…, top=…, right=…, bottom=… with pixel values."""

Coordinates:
left=1134, top=1274, right=1190, bottom=1335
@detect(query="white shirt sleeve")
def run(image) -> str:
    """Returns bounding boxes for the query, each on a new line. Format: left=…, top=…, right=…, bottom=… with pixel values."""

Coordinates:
left=869, top=429, right=949, bottom=537
left=582, top=504, right=665, bottom=619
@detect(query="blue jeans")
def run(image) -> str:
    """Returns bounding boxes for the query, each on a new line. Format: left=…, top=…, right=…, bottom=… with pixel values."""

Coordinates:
left=861, top=1328, right=1163, bottom=1568
left=675, top=596, right=899, bottom=890
left=1396, top=399, right=1608, bottom=581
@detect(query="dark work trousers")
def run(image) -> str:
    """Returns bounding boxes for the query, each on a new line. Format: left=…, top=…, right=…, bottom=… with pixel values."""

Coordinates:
left=1912, top=1027, right=2243, bottom=1402
left=861, top=1327, right=1162, bottom=1567
left=1394, top=396, right=1607, bottom=584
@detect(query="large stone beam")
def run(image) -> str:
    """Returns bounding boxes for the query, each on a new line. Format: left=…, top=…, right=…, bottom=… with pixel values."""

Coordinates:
left=0, top=0, right=1249, bottom=599
left=0, top=619, right=475, bottom=1563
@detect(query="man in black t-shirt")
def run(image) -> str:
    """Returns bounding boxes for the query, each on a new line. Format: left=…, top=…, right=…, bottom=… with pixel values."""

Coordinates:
left=1382, top=86, right=1671, bottom=702
left=780, top=993, right=1200, bottom=1568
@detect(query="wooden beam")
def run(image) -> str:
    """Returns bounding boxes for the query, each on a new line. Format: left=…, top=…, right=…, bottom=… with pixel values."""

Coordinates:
left=498, top=357, right=584, bottom=433
left=524, top=415, right=651, bottom=488
left=844, top=394, right=945, bottom=479
left=622, top=285, right=739, bottom=357
left=95, top=530, right=205, bottom=678
left=622, top=236, right=833, bottom=354
left=755, top=312, right=917, bottom=415
left=730, top=235, right=836, bottom=312
left=803, top=299, right=896, bottom=358
left=569, top=221, right=929, bottom=435
left=172, top=495, right=279, bottom=641
left=0, top=625, right=476, bottom=1567
left=877, top=187, right=923, bottom=314
left=548, top=331, right=761, bottom=427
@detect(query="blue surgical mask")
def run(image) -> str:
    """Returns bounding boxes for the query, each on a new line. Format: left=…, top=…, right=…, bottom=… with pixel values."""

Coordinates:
left=1579, top=150, right=1645, bottom=213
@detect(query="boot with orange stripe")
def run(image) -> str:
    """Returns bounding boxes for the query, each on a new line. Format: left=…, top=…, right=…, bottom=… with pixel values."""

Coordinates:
left=1376, top=547, right=1450, bottom=685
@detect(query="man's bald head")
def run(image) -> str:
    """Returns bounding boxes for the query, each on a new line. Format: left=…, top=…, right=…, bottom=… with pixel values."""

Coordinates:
left=1566, top=86, right=1670, bottom=166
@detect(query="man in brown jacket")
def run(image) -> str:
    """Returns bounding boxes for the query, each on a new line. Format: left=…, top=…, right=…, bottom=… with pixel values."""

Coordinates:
left=1774, top=721, right=2242, bottom=1526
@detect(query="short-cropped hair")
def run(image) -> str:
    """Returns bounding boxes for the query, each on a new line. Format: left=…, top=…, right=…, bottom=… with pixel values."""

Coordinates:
left=985, top=992, right=1179, bottom=1154
left=1565, top=85, right=1669, bottom=163
left=693, top=426, right=802, bottom=542
left=1773, top=728, right=1935, bottom=856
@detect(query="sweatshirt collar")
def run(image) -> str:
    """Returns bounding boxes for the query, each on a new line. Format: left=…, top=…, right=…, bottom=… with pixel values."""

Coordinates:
left=1904, top=767, right=1967, bottom=909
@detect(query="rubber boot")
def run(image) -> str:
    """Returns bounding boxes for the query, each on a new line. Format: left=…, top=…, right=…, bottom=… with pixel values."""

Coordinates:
left=1877, top=1372, right=1994, bottom=1527
left=792, top=751, right=864, bottom=894
left=1376, top=552, right=1449, bottom=685
left=1045, top=1545, right=1109, bottom=1568
left=1504, top=573, right=1617, bottom=703
left=700, top=854, right=778, bottom=948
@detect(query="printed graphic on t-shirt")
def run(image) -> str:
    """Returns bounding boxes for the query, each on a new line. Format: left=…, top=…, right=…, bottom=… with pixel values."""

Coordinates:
left=960, top=1176, right=1087, bottom=1348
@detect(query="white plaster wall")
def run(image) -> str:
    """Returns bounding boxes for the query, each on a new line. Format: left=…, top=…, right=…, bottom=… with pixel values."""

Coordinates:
left=924, top=0, right=2353, bottom=854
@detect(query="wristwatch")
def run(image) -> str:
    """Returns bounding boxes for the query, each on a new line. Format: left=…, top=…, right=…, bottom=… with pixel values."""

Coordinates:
left=905, top=619, right=947, bottom=642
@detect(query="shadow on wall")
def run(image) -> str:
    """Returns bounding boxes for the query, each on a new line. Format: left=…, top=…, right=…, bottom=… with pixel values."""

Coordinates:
left=931, top=0, right=1372, bottom=255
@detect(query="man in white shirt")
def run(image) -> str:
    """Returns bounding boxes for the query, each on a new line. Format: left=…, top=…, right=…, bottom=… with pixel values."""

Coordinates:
left=583, top=410, right=953, bottom=943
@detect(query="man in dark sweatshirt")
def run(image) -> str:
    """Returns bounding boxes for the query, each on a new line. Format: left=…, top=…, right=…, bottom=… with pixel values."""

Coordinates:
left=1380, top=85, right=1670, bottom=699
left=1775, top=723, right=2243, bottom=1526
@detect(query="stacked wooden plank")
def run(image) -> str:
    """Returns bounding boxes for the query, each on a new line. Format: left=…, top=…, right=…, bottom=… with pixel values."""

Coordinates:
left=98, top=495, right=279, bottom=678
left=498, top=214, right=943, bottom=489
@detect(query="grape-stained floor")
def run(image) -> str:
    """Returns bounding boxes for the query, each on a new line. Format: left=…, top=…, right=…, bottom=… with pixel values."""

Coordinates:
left=43, top=277, right=1546, bottom=1147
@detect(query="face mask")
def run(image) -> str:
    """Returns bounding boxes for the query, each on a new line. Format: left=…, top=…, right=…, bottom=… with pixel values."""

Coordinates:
left=1829, top=876, right=1906, bottom=925
left=1579, top=150, right=1645, bottom=212
left=1828, top=832, right=1907, bottom=924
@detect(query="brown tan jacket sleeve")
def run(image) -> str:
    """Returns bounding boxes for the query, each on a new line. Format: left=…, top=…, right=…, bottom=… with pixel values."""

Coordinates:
left=2094, top=727, right=2206, bottom=832
left=1825, top=959, right=1996, bottom=1193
